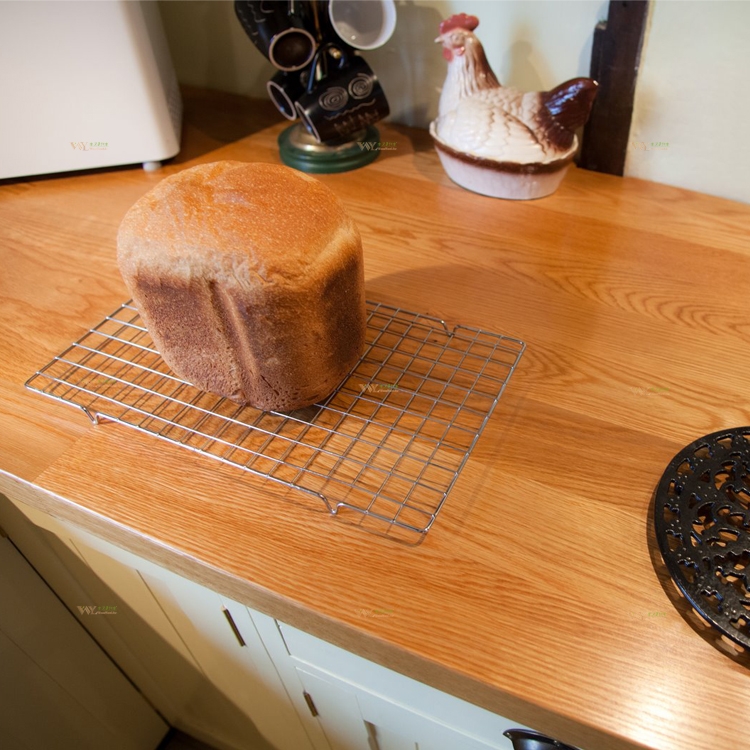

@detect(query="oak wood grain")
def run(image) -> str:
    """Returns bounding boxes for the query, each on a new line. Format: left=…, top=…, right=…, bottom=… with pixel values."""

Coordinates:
left=2, top=87, right=750, bottom=750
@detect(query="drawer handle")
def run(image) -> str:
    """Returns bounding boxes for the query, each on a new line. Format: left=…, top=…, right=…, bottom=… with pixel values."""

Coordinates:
left=365, top=721, right=381, bottom=750
left=303, top=691, right=319, bottom=717
left=222, top=607, right=246, bottom=647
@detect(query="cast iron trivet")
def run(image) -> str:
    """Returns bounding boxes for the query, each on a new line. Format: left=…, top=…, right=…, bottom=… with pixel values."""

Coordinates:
left=654, top=427, right=750, bottom=651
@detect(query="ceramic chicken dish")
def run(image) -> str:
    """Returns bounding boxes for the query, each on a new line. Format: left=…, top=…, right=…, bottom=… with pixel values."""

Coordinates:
left=430, top=13, right=598, bottom=200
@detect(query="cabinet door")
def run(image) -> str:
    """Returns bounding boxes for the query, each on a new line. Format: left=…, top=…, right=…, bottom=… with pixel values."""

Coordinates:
left=55, top=525, right=316, bottom=750
left=274, top=621, right=529, bottom=750
left=1, top=496, right=312, bottom=750
left=137, top=567, right=316, bottom=750
left=0, top=536, right=167, bottom=750
left=2, top=495, right=263, bottom=748
left=292, top=668, right=372, bottom=750
left=0, top=494, right=202, bottom=727
left=295, top=664, right=509, bottom=750
left=74, top=539, right=286, bottom=750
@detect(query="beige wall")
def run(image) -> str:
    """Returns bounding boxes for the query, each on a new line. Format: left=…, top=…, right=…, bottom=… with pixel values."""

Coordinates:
left=626, top=1, right=750, bottom=204
left=158, top=0, right=275, bottom=101
left=158, top=0, right=606, bottom=128
left=158, top=0, right=750, bottom=204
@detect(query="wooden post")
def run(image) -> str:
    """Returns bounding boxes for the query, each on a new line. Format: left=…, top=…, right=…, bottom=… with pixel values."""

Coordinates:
left=578, top=0, right=650, bottom=175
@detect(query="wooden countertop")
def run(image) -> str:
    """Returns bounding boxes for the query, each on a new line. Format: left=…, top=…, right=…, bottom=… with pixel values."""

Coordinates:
left=3, top=87, right=750, bottom=750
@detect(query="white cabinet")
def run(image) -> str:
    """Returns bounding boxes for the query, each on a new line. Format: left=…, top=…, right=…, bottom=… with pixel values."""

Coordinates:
left=0, top=535, right=167, bottom=750
left=0, top=494, right=310, bottom=750
left=293, top=664, right=507, bottom=750
left=262, top=619, right=531, bottom=750
left=136, top=567, right=316, bottom=750
left=1, top=493, right=570, bottom=750
left=70, top=537, right=308, bottom=750
left=294, top=668, right=374, bottom=750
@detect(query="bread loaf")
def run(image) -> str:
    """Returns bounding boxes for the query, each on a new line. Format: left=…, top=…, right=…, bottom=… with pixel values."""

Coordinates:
left=117, top=161, right=366, bottom=411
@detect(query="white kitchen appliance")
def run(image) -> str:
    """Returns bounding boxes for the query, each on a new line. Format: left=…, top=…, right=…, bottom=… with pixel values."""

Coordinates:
left=0, top=1, right=182, bottom=179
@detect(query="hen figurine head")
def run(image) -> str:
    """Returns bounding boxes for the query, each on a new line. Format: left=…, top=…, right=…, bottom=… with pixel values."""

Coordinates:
left=435, top=13, right=480, bottom=62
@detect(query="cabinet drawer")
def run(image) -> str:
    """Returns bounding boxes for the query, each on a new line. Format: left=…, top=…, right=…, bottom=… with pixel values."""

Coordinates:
left=296, top=662, right=507, bottom=750
left=277, top=622, right=532, bottom=749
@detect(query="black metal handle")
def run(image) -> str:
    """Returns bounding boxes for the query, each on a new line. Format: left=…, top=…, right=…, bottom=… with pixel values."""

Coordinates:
left=305, top=41, right=350, bottom=94
left=503, top=729, right=581, bottom=750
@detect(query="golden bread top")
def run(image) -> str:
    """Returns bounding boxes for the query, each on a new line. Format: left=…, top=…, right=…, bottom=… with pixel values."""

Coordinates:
left=117, top=161, right=361, bottom=287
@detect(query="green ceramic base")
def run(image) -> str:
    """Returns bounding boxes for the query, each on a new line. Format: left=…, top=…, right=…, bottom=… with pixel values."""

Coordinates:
left=278, top=124, right=381, bottom=174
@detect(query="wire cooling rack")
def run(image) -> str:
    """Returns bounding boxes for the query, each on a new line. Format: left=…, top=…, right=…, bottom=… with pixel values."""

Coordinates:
left=26, top=301, right=524, bottom=541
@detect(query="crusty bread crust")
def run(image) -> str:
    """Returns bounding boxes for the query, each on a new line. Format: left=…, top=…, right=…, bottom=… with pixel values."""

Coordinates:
left=117, top=161, right=366, bottom=411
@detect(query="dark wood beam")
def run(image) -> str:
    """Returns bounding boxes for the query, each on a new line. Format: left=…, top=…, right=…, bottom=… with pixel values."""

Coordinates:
left=578, top=0, right=650, bottom=175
